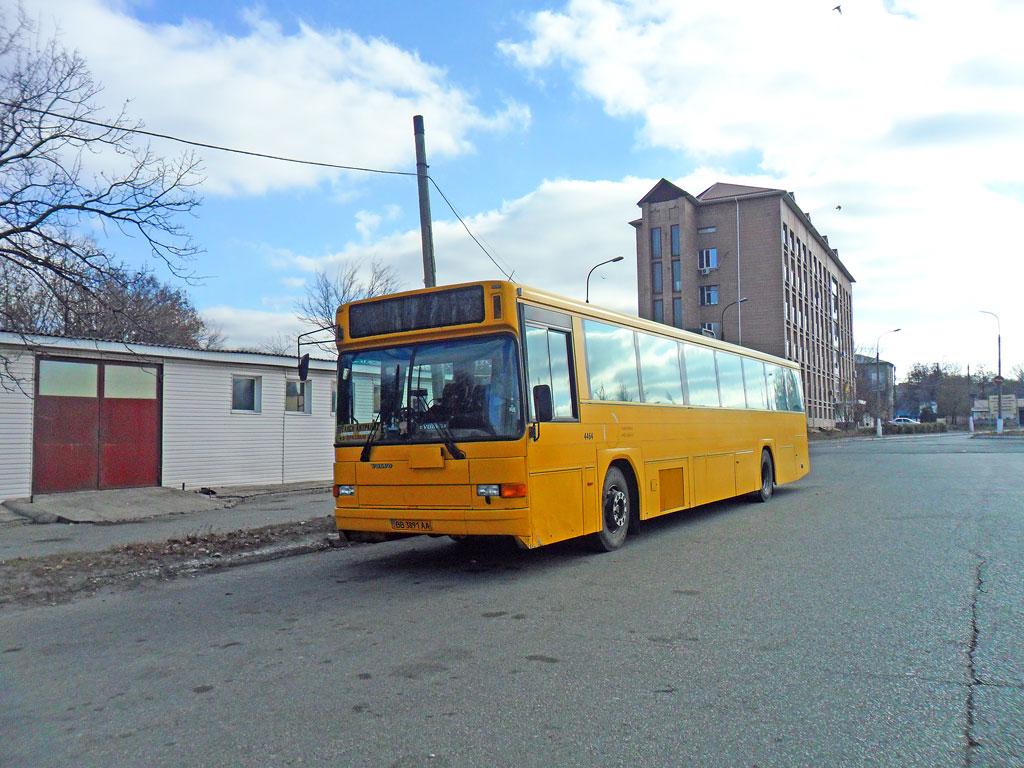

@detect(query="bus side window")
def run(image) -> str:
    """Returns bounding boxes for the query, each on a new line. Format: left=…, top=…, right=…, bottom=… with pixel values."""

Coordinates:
left=525, top=324, right=577, bottom=421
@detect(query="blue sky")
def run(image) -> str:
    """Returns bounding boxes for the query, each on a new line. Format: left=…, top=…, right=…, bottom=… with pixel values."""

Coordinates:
left=25, top=0, right=1024, bottom=377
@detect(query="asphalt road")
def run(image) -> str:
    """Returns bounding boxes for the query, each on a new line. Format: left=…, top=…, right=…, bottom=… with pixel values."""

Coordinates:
left=2, top=433, right=1022, bottom=767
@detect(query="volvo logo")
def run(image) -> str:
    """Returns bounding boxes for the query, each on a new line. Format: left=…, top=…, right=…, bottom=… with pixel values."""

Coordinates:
left=371, top=463, right=393, bottom=469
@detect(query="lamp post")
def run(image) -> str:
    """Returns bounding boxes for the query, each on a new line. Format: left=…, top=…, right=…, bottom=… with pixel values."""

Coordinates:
left=876, top=328, right=900, bottom=437
left=585, top=256, right=623, bottom=303
left=720, top=297, right=748, bottom=341
left=980, top=310, right=1002, bottom=433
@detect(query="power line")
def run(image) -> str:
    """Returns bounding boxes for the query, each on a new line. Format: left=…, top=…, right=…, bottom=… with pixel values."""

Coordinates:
left=4, top=99, right=516, bottom=280
left=428, top=177, right=512, bottom=280
left=2, top=100, right=417, bottom=177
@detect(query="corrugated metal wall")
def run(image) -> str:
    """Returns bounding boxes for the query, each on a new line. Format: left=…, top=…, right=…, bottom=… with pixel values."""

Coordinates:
left=0, top=345, right=337, bottom=501
left=0, top=347, right=35, bottom=501
left=161, top=360, right=335, bottom=489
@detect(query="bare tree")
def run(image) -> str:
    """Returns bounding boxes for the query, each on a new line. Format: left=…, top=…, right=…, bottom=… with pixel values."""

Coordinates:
left=296, top=258, right=402, bottom=332
left=252, top=332, right=295, bottom=356
left=0, top=9, right=203, bottom=379
left=0, top=260, right=222, bottom=348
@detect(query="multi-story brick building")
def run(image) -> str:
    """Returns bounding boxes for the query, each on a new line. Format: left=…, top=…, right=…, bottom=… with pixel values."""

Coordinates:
left=631, top=179, right=855, bottom=429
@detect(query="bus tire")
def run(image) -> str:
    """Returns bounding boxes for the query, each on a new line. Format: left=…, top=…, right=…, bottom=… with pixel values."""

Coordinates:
left=753, top=449, right=774, bottom=503
left=590, top=466, right=630, bottom=552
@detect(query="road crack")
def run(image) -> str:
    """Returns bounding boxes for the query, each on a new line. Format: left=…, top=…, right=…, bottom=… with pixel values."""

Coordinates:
left=964, top=552, right=985, bottom=767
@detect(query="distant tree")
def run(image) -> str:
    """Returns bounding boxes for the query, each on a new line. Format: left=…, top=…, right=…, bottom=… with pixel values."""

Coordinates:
left=919, top=405, right=936, bottom=423
left=1011, top=363, right=1024, bottom=383
left=1, top=10, right=202, bottom=380
left=253, top=332, right=295, bottom=356
left=295, top=259, right=402, bottom=333
left=0, top=261, right=222, bottom=348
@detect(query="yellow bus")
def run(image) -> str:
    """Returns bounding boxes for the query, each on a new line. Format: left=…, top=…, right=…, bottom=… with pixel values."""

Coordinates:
left=332, top=280, right=808, bottom=551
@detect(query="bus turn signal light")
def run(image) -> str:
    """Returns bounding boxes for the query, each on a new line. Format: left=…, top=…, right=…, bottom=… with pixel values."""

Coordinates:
left=476, top=483, right=527, bottom=498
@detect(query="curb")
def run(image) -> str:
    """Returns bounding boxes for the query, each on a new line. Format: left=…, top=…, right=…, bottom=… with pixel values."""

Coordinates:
left=174, top=532, right=344, bottom=575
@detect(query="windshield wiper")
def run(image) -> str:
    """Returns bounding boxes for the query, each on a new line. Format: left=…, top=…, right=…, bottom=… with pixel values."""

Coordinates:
left=360, top=365, right=400, bottom=462
left=414, top=392, right=465, bottom=460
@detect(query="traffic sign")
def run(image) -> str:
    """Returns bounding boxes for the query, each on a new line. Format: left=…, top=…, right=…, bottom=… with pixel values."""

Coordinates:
left=993, top=375, right=1005, bottom=385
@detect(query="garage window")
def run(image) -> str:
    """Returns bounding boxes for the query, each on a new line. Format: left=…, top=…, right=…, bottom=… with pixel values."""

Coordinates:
left=38, top=360, right=98, bottom=397
left=104, top=365, right=158, bottom=399
left=232, top=375, right=262, bottom=413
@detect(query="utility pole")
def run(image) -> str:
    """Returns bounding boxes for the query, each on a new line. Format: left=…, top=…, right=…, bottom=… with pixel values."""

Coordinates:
left=413, top=115, right=436, bottom=288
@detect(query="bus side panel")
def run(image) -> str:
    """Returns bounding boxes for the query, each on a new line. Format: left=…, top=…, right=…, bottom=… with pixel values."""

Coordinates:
left=642, top=459, right=689, bottom=519
left=706, top=453, right=736, bottom=503
left=734, top=449, right=759, bottom=495
left=528, top=469, right=584, bottom=547
left=692, top=455, right=708, bottom=506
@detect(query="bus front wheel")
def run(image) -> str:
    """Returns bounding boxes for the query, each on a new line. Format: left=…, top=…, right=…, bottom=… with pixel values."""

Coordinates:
left=753, top=449, right=774, bottom=503
left=590, top=466, right=630, bottom=552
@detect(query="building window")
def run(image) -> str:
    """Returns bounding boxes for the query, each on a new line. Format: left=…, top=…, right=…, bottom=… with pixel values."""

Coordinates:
left=698, top=248, right=718, bottom=271
left=232, top=375, right=262, bottom=413
left=671, top=260, right=681, bottom=291
left=286, top=379, right=311, bottom=414
left=698, top=226, right=716, bottom=235
left=700, top=321, right=720, bottom=338
left=670, top=225, right=680, bottom=257
left=652, top=260, right=663, bottom=294
left=651, top=227, right=662, bottom=260
left=700, top=285, right=719, bottom=306
left=672, top=297, right=683, bottom=328
left=653, top=299, right=664, bottom=323
left=331, top=380, right=337, bottom=414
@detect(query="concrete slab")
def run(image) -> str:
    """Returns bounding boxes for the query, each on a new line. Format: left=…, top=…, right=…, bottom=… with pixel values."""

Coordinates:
left=0, top=505, right=28, bottom=527
left=3, top=486, right=233, bottom=525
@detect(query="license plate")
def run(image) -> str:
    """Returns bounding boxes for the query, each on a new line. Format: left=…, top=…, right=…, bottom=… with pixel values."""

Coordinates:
left=390, top=519, right=433, bottom=532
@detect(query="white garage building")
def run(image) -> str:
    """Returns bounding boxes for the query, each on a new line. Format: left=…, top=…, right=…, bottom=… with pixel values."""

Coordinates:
left=0, top=332, right=338, bottom=503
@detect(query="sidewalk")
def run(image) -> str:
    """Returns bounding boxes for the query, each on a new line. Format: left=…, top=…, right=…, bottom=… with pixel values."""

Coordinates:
left=0, top=482, right=336, bottom=563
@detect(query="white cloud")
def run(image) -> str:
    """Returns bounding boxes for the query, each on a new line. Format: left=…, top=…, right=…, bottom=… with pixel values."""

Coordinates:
left=502, top=0, right=1024, bottom=373
left=201, top=306, right=309, bottom=349
left=29, top=0, right=530, bottom=196
left=281, top=177, right=651, bottom=314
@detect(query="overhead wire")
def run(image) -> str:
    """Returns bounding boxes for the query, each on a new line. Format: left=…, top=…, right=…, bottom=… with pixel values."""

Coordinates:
left=2, top=100, right=515, bottom=278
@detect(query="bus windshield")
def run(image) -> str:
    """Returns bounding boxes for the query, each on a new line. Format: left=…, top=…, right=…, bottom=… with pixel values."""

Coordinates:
left=336, top=334, right=524, bottom=446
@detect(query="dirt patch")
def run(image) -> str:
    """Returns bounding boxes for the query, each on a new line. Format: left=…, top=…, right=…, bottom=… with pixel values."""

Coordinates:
left=0, top=517, right=339, bottom=609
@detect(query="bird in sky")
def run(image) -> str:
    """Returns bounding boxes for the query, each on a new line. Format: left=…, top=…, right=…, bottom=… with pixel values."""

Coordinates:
left=836, top=205, right=842, bottom=211
left=833, top=5, right=842, bottom=13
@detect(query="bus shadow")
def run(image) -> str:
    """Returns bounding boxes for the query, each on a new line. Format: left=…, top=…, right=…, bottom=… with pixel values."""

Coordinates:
left=630, top=485, right=799, bottom=541
left=339, top=533, right=598, bottom=581
left=335, top=489, right=797, bottom=582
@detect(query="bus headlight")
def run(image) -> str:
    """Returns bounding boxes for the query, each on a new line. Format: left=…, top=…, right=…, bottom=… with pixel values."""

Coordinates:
left=334, top=485, right=355, bottom=497
left=476, top=484, right=500, bottom=497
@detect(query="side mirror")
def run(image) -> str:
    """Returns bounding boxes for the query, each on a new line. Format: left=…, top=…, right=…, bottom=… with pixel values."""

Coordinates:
left=298, top=353, right=310, bottom=382
left=532, top=384, right=553, bottom=422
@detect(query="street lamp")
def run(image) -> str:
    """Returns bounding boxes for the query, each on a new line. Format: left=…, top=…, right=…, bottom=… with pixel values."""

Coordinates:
left=980, top=310, right=1003, bottom=433
left=720, top=297, right=748, bottom=341
left=876, top=328, right=900, bottom=437
left=585, top=256, right=623, bottom=303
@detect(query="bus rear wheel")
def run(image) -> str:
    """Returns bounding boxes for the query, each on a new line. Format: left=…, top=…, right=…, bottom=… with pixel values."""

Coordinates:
left=753, top=449, right=774, bottom=503
left=590, top=466, right=630, bottom=552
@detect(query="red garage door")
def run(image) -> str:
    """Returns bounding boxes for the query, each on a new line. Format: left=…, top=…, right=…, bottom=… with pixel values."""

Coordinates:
left=33, top=359, right=162, bottom=494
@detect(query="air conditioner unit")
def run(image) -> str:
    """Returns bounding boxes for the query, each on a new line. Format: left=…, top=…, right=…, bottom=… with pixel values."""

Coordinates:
left=699, top=267, right=712, bottom=275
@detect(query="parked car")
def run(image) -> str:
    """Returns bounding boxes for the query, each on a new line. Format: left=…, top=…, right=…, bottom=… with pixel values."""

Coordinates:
left=891, top=417, right=919, bottom=424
